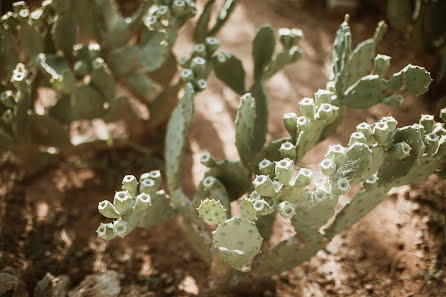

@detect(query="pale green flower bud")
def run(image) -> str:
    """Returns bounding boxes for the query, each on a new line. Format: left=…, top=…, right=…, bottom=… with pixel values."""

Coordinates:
left=113, top=191, right=132, bottom=214
left=122, top=175, right=138, bottom=198
left=133, top=193, right=152, bottom=211
left=259, top=159, right=274, bottom=176
left=279, top=142, right=296, bottom=160
left=320, top=159, right=336, bottom=177
left=253, top=175, right=275, bottom=197
left=275, top=158, right=294, bottom=185
left=98, top=200, right=120, bottom=218
left=278, top=201, right=295, bottom=219
left=294, top=168, right=312, bottom=188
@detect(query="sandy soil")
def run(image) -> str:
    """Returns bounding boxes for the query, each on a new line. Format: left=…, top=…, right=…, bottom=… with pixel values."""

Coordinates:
left=0, top=0, right=445, bottom=296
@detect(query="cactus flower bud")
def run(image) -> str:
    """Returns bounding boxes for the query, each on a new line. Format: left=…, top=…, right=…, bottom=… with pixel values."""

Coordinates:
left=88, top=43, right=102, bottom=60
left=419, top=114, right=435, bottom=133
left=0, top=91, right=15, bottom=108
left=113, top=191, right=132, bottom=214
left=113, top=219, right=128, bottom=237
left=326, top=144, right=347, bottom=167
left=157, top=5, right=170, bottom=19
left=122, top=175, right=138, bottom=198
left=278, top=201, right=295, bottom=219
left=249, top=191, right=261, bottom=201
left=316, top=103, right=336, bottom=122
left=279, top=142, right=296, bottom=160
left=348, top=132, right=367, bottom=146
left=313, top=188, right=329, bottom=202
left=172, top=0, right=186, bottom=15
left=200, top=152, right=216, bottom=167
left=97, top=223, right=115, bottom=240
left=364, top=173, right=379, bottom=190
left=216, top=52, right=227, bottom=63
left=98, top=200, right=121, bottom=218
left=205, top=37, right=220, bottom=55
left=275, top=158, right=295, bottom=185
left=424, top=133, right=439, bottom=155
left=296, top=116, right=309, bottom=131
left=290, top=28, right=303, bottom=45
left=259, top=159, right=274, bottom=176
left=193, top=44, right=207, bottom=58
left=381, top=116, right=397, bottom=132
left=331, top=177, right=350, bottom=195
left=295, top=168, right=312, bottom=188
left=92, top=57, right=105, bottom=70
left=195, top=79, right=207, bottom=91
left=133, top=193, right=152, bottom=211
left=253, top=175, right=275, bottom=197
left=11, top=68, right=27, bottom=90
left=73, top=60, right=90, bottom=77
left=148, top=170, right=161, bottom=188
left=314, top=89, right=332, bottom=106
left=320, top=159, right=337, bottom=177
left=253, top=199, right=273, bottom=215
left=390, top=141, right=411, bottom=160
left=190, top=57, right=206, bottom=78
left=17, top=9, right=29, bottom=21
left=283, top=112, right=297, bottom=139
left=356, top=122, right=372, bottom=140
left=140, top=178, right=157, bottom=196
left=202, top=176, right=217, bottom=190
left=30, top=9, right=44, bottom=23
left=279, top=28, right=293, bottom=48
left=180, top=68, right=194, bottom=82
left=373, top=121, right=391, bottom=145
left=179, top=56, right=190, bottom=67
left=299, top=98, right=316, bottom=119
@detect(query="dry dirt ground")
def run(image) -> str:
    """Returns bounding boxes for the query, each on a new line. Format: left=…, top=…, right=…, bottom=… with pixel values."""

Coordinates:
left=1, top=0, right=445, bottom=296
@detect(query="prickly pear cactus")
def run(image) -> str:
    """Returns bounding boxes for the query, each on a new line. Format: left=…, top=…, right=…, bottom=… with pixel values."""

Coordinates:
left=0, top=0, right=244, bottom=171
left=95, top=16, right=445, bottom=288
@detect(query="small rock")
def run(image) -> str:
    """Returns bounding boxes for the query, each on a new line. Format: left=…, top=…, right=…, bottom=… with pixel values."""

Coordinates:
left=34, top=273, right=71, bottom=297
left=0, top=267, right=28, bottom=297
left=68, top=271, right=120, bottom=297
left=164, top=285, right=176, bottom=295
left=178, top=275, right=199, bottom=295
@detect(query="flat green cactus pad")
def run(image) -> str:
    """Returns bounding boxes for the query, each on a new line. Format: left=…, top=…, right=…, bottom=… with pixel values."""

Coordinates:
left=138, top=190, right=177, bottom=228
left=239, top=198, right=257, bottom=221
left=165, top=83, right=195, bottom=191
left=235, top=93, right=256, bottom=167
left=212, top=217, right=263, bottom=269
left=214, top=52, right=245, bottom=95
left=401, top=65, right=432, bottom=95
left=139, top=30, right=168, bottom=72
left=252, top=25, right=275, bottom=81
left=342, top=75, right=386, bottom=108
left=197, top=199, right=226, bottom=225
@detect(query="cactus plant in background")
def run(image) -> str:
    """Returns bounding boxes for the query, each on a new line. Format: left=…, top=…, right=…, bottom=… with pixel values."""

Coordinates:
left=0, top=0, right=262, bottom=172
left=386, top=0, right=446, bottom=80
left=97, top=16, right=445, bottom=292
